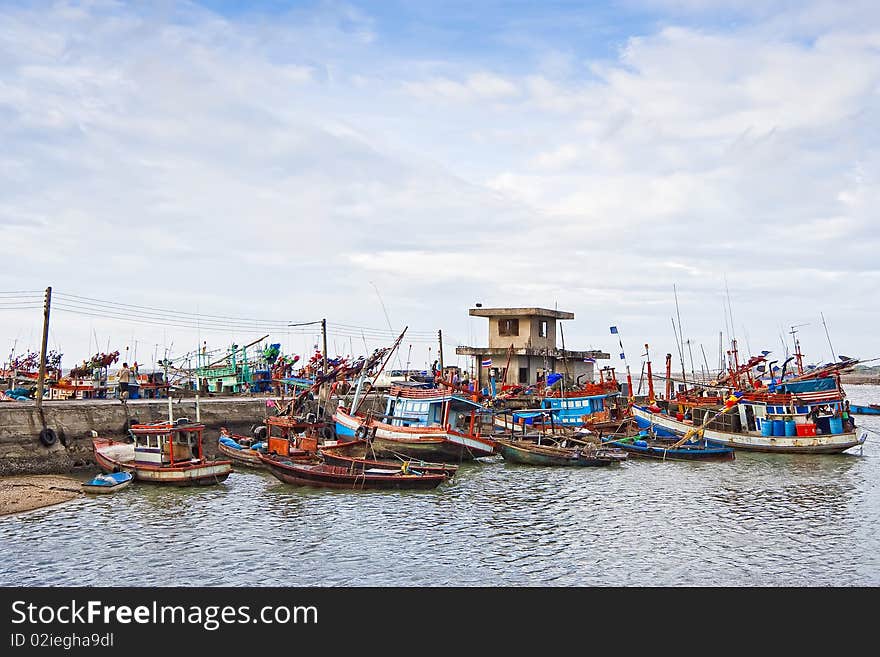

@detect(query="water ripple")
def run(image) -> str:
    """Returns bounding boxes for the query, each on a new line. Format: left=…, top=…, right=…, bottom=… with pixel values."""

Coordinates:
left=3, top=387, right=880, bottom=586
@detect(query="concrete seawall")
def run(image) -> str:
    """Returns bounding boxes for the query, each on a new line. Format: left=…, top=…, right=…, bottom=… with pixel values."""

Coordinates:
left=0, top=397, right=272, bottom=476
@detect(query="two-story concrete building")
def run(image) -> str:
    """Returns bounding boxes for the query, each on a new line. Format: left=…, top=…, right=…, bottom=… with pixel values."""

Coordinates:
left=455, top=307, right=609, bottom=389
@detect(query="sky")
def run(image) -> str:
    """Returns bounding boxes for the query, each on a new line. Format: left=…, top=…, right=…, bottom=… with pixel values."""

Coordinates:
left=1, top=0, right=879, bottom=375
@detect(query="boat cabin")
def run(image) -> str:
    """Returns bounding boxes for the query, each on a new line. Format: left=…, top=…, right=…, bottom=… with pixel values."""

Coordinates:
left=264, top=415, right=323, bottom=456
left=130, top=422, right=206, bottom=466
left=383, top=386, right=484, bottom=432
left=540, top=392, right=618, bottom=426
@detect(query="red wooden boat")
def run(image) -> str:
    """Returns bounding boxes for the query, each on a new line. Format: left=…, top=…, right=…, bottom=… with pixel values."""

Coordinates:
left=93, top=422, right=231, bottom=486
left=259, top=453, right=447, bottom=490
left=319, top=439, right=458, bottom=477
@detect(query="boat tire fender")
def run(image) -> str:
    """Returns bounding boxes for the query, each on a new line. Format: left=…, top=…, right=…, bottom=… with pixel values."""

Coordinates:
left=320, top=426, right=334, bottom=441
left=355, top=426, right=368, bottom=440
left=253, top=425, right=268, bottom=441
left=39, top=427, right=57, bottom=447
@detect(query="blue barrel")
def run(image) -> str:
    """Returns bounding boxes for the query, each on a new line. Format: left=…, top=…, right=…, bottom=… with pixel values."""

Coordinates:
left=784, top=420, right=796, bottom=436
left=772, top=419, right=785, bottom=436
left=829, top=417, right=843, bottom=434
left=761, top=420, right=773, bottom=437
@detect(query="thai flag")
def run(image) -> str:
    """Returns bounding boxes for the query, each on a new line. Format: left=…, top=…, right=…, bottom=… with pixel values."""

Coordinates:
left=584, top=357, right=596, bottom=363
left=481, top=359, right=492, bottom=367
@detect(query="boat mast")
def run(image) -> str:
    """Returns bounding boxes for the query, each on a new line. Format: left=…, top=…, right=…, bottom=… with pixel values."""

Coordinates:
left=351, top=328, right=407, bottom=416
left=665, top=353, right=672, bottom=399
left=820, top=312, right=837, bottom=363
left=644, top=343, right=655, bottom=403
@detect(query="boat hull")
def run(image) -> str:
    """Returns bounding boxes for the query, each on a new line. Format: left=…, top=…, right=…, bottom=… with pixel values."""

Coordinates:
left=850, top=404, right=880, bottom=416
left=496, top=439, right=623, bottom=467
left=320, top=440, right=458, bottom=476
left=601, top=439, right=735, bottom=461
left=93, top=439, right=232, bottom=486
left=218, top=439, right=266, bottom=469
left=260, top=455, right=446, bottom=490
left=334, top=409, right=497, bottom=461
left=632, top=406, right=867, bottom=454
left=82, top=472, right=134, bottom=494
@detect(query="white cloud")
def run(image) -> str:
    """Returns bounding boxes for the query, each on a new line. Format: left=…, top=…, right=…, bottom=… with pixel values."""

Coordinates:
left=2, top=1, right=880, bottom=368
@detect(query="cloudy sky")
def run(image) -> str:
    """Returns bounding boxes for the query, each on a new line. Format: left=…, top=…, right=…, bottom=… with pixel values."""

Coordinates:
left=1, top=0, right=879, bottom=375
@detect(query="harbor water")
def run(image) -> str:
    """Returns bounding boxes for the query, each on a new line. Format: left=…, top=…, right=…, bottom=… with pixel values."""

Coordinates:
left=2, top=385, right=879, bottom=587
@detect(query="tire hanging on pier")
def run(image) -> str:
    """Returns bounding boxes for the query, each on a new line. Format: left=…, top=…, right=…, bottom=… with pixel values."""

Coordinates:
left=39, top=427, right=57, bottom=447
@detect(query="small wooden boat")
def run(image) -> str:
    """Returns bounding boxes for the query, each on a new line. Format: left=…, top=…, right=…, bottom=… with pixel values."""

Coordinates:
left=93, top=422, right=232, bottom=486
left=601, top=434, right=735, bottom=461
left=82, top=471, right=133, bottom=494
left=259, top=453, right=447, bottom=490
left=496, top=438, right=627, bottom=467
left=218, top=434, right=267, bottom=468
left=319, top=439, right=458, bottom=477
left=849, top=404, right=880, bottom=416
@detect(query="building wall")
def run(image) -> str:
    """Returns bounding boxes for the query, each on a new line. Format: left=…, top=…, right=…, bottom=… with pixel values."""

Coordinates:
left=474, top=355, right=595, bottom=388
left=488, top=316, right=557, bottom=350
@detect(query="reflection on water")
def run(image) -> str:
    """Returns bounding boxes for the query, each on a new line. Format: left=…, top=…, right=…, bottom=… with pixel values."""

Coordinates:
left=2, top=385, right=880, bottom=586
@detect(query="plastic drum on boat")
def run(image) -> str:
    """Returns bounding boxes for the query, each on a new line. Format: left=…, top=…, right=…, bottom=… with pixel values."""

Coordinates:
left=761, top=420, right=774, bottom=437
left=796, top=423, right=817, bottom=436
left=772, top=419, right=785, bottom=436
left=828, top=417, right=844, bottom=434
left=784, top=420, right=796, bottom=436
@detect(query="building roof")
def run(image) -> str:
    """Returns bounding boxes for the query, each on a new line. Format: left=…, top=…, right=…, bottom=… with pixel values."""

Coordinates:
left=468, top=307, right=574, bottom=319
left=455, top=346, right=610, bottom=359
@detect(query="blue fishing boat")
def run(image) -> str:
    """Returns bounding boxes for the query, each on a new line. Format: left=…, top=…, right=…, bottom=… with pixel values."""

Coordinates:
left=849, top=404, right=880, bottom=415
left=81, top=471, right=133, bottom=494
left=602, top=432, right=735, bottom=461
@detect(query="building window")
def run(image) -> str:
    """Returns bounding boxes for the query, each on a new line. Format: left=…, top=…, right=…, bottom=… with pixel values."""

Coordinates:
left=519, top=367, right=528, bottom=384
left=499, top=318, right=519, bottom=336
left=538, top=320, right=547, bottom=338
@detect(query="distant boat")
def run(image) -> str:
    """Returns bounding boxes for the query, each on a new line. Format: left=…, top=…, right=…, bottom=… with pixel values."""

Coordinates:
left=259, top=453, right=448, bottom=490
left=849, top=404, right=880, bottom=416
left=496, top=438, right=626, bottom=467
left=81, top=471, right=133, bottom=494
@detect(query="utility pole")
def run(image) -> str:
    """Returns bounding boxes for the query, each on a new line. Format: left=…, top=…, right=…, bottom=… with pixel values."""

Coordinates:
left=36, top=286, right=52, bottom=413
left=437, top=329, right=444, bottom=371
left=320, top=318, right=329, bottom=419
left=321, top=318, right=328, bottom=376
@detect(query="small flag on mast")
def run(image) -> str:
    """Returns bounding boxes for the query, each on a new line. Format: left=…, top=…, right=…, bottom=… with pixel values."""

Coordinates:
left=481, top=358, right=492, bottom=367
left=610, top=326, right=618, bottom=334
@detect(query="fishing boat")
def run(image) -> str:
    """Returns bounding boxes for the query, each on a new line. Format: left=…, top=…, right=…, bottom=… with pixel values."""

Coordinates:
left=259, top=453, right=447, bottom=490
left=319, top=439, right=458, bottom=477
left=633, top=377, right=868, bottom=454
left=849, top=404, right=880, bottom=416
left=601, top=432, right=735, bottom=461
left=93, top=422, right=232, bottom=485
left=493, top=368, right=625, bottom=433
left=496, top=437, right=626, bottom=467
left=216, top=416, right=332, bottom=468
left=335, top=385, right=497, bottom=461
left=81, top=471, right=133, bottom=494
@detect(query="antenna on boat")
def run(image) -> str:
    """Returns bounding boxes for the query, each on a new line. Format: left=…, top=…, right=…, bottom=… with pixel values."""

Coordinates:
left=820, top=312, right=837, bottom=362
left=673, top=284, right=687, bottom=385
left=789, top=323, right=809, bottom=375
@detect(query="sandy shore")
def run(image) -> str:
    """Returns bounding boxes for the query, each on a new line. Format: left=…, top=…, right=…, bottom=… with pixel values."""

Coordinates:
left=0, top=474, right=83, bottom=516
